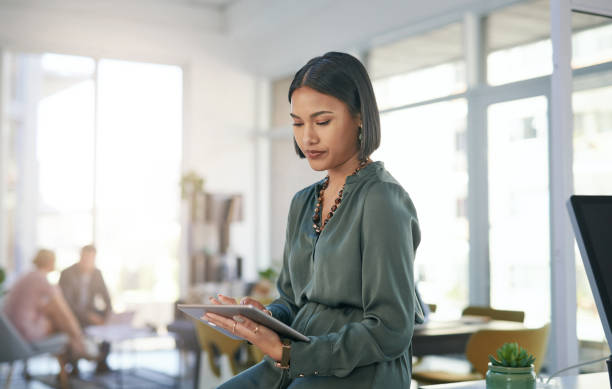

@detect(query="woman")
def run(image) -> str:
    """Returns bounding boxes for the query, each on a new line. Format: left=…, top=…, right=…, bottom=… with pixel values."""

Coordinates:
left=3, top=249, right=97, bottom=360
left=205, top=52, right=423, bottom=388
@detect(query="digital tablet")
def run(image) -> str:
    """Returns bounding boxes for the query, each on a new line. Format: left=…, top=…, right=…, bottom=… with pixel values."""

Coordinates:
left=178, top=304, right=310, bottom=343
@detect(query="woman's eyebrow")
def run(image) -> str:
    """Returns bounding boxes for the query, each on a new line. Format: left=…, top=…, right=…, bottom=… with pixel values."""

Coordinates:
left=290, top=111, right=333, bottom=119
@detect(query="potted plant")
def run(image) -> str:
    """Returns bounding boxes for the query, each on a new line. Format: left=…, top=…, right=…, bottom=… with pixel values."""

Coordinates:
left=486, top=342, right=537, bottom=389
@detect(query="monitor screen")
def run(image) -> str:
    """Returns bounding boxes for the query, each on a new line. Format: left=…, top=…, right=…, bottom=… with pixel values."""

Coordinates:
left=568, top=195, right=612, bottom=349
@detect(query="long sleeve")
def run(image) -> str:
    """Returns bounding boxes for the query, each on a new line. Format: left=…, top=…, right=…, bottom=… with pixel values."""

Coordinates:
left=287, top=181, right=420, bottom=378
left=267, top=194, right=301, bottom=326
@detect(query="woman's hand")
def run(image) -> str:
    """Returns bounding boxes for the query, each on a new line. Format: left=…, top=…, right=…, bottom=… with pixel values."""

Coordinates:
left=204, top=294, right=283, bottom=361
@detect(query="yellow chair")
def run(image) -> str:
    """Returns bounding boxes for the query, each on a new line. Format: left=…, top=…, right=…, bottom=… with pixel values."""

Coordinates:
left=412, top=323, right=550, bottom=385
left=193, top=320, right=264, bottom=379
left=462, top=306, right=525, bottom=323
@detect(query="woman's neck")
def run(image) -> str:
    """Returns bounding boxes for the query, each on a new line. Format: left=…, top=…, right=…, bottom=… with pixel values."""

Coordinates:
left=326, top=153, right=368, bottom=189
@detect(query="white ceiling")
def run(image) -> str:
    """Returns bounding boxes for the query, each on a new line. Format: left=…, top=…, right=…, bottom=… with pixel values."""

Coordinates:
left=1, top=0, right=609, bottom=79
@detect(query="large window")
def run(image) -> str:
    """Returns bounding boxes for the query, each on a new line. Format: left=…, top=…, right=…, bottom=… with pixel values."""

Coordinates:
left=5, top=52, right=182, bottom=328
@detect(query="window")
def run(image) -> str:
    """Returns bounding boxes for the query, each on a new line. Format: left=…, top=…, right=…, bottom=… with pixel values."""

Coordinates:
left=487, top=0, right=612, bottom=85
left=487, top=96, right=550, bottom=326
left=368, top=23, right=468, bottom=317
left=37, top=54, right=96, bottom=271
left=369, top=22, right=465, bottom=110
left=5, top=53, right=182, bottom=328
left=373, top=99, right=469, bottom=317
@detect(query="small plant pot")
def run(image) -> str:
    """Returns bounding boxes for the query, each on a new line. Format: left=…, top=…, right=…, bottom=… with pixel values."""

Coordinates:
left=485, top=362, right=536, bottom=389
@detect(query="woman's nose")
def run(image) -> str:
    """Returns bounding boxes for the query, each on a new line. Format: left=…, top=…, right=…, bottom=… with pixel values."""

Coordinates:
left=302, top=124, right=318, bottom=145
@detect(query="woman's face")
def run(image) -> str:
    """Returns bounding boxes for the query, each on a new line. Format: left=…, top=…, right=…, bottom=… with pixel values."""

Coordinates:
left=291, top=86, right=361, bottom=172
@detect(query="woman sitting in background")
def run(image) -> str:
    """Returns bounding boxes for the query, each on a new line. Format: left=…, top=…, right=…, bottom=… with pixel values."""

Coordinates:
left=2, top=249, right=96, bottom=359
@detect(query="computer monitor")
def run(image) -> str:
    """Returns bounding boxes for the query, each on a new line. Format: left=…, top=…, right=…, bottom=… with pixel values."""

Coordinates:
left=567, top=195, right=612, bottom=351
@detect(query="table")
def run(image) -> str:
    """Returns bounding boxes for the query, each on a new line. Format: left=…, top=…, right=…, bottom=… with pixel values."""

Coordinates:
left=84, top=324, right=158, bottom=388
left=412, top=317, right=525, bottom=357
left=421, top=372, right=610, bottom=388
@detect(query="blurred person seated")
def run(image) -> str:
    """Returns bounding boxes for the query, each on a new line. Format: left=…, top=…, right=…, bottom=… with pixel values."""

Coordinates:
left=59, top=244, right=112, bottom=374
left=2, top=249, right=99, bottom=361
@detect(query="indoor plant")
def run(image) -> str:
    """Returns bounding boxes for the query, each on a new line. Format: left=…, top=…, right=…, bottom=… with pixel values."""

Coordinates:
left=486, top=342, right=537, bottom=389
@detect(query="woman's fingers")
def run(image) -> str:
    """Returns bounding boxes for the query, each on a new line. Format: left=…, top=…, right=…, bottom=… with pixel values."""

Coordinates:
left=239, top=297, right=266, bottom=310
left=217, top=294, right=238, bottom=305
left=204, top=313, right=264, bottom=340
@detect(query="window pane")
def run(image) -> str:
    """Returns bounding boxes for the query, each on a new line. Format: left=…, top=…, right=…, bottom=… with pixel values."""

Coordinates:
left=488, top=96, right=549, bottom=326
left=573, top=84, right=612, bottom=342
left=572, top=13, right=612, bottom=69
left=373, top=63, right=466, bottom=111
left=96, top=59, right=182, bottom=327
left=486, top=0, right=551, bottom=85
left=369, top=22, right=465, bottom=110
left=36, top=53, right=96, bottom=265
left=486, top=0, right=612, bottom=85
left=373, top=99, right=468, bottom=318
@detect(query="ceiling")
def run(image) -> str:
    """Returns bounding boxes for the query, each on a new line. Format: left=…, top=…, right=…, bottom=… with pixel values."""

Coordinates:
left=165, top=0, right=240, bottom=10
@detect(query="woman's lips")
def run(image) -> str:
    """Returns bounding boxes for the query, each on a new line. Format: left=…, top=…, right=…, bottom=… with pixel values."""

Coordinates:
left=305, top=150, right=326, bottom=159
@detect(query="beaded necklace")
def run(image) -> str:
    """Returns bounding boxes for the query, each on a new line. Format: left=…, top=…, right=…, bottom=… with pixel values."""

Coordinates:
left=313, top=160, right=369, bottom=235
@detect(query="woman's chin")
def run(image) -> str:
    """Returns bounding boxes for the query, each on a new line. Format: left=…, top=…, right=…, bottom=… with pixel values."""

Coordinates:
left=306, top=159, right=328, bottom=172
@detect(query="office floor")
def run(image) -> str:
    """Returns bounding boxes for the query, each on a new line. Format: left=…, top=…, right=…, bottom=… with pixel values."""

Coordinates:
left=0, top=337, right=199, bottom=389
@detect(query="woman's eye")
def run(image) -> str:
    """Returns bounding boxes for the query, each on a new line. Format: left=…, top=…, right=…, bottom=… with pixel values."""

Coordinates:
left=292, top=123, right=304, bottom=127
left=316, top=120, right=330, bottom=126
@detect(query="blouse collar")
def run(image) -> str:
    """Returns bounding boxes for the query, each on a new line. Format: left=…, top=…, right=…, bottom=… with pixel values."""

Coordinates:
left=314, top=160, right=383, bottom=192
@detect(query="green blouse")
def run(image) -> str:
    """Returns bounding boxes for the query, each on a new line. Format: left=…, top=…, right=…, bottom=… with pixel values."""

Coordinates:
left=267, top=161, right=423, bottom=388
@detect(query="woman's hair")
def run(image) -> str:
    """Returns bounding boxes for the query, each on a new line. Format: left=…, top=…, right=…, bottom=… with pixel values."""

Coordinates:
left=32, top=249, right=56, bottom=269
left=288, top=52, right=381, bottom=161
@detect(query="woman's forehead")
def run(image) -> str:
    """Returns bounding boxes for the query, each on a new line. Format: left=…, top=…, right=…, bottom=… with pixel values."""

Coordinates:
left=291, top=87, right=347, bottom=115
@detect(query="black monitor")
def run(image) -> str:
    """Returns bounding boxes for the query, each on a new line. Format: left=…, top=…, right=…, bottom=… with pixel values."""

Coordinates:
left=567, top=195, right=612, bottom=352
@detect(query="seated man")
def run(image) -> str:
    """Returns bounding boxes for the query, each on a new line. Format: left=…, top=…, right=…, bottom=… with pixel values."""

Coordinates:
left=59, top=244, right=112, bottom=374
left=3, top=249, right=97, bottom=360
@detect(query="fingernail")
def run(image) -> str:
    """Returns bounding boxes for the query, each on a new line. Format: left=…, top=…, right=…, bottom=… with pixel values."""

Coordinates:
left=208, top=321, right=216, bottom=327
left=233, top=316, right=244, bottom=323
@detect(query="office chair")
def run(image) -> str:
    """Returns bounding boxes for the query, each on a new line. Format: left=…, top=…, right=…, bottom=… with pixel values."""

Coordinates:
left=0, top=312, right=70, bottom=389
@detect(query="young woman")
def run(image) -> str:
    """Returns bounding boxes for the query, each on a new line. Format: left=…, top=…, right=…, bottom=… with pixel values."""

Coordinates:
left=205, top=51, right=423, bottom=388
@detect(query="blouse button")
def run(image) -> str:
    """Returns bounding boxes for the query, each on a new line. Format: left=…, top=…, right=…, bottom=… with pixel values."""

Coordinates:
left=314, top=371, right=319, bottom=375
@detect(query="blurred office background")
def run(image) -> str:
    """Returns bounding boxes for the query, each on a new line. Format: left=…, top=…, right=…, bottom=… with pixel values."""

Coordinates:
left=0, top=0, right=611, bottom=388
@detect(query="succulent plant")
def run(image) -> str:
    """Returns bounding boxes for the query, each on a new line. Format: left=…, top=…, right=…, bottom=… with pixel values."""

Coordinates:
left=488, top=342, right=536, bottom=368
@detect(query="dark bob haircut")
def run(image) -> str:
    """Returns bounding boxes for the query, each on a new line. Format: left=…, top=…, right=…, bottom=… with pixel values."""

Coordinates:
left=288, top=51, right=381, bottom=162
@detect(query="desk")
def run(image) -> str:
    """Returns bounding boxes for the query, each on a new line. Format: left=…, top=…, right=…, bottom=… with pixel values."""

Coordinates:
left=412, top=318, right=525, bottom=357
left=421, top=372, right=609, bottom=388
